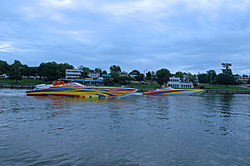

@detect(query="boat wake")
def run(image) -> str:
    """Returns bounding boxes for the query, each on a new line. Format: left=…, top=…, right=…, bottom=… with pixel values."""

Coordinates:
left=0, top=89, right=27, bottom=96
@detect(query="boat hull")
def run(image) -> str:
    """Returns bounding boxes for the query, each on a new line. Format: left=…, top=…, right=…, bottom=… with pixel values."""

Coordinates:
left=144, top=89, right=205, bottom=96
left=26, top=87, right=138, bottom=98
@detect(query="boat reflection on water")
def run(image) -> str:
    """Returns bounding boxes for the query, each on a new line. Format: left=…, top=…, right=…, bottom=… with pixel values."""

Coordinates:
left=32, top=95, right=131, bottom=113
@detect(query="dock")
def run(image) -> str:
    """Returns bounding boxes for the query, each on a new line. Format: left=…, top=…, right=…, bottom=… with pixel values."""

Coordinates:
left=0, top=84, right=35, bottom=89
left=205, top=90, right=250, bottom=94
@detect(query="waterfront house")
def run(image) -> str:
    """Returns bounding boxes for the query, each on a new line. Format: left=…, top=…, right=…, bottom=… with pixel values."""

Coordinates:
left=65, top=69, right=82, bottom=79
left=167, top=76, right=194, bottom=88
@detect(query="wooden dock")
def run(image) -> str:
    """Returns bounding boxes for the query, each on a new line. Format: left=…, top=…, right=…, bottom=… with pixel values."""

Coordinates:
left=205, top=90, right=250, bottom=94
left=137, top=89, right=250, bottom=94
left=0, top=84, right=35, bottom=89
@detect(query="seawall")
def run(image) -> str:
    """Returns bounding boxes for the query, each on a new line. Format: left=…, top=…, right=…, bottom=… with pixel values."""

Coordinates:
left=0, top=84, right=35, bottom=89
left=137, top=88, right=250, bottom=94
left=1, top=84, right=250, bottom=94
left=205, top=90, right=250, bottom=94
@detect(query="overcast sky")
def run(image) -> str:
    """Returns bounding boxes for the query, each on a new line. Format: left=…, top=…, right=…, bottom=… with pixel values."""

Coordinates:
left=1, top=0, right=250, bottom=75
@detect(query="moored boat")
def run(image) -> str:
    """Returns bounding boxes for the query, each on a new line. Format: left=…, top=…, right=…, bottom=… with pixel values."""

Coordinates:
left=144, top=87, right=205, bottom=96
left=26, top=82, right=138, bottom=98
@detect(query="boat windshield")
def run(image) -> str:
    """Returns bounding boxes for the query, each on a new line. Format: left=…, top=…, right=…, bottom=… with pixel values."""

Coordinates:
left=161, top=87, right=174, bottom=90
left=70, top=82, right=85, bottom=86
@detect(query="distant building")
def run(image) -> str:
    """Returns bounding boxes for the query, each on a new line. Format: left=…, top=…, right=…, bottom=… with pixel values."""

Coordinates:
left=0, top=74, right=8, bottom=78
left=22, top=75, right=43, bottom=80
left=235, top=75, right=250, bottom=84
left=87, top=71, right=100, bottom=78
left=129, top=74, right=137, bottom=78
left=167, top=76, right=194, bottom=88
left=65, top=69, right=82, bottom=79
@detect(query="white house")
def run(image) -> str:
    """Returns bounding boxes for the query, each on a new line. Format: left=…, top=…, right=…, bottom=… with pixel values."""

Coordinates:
left=167, top=76, right=194, bottom=88
left=87, top=71, right=100, bottom=78
left=65, top=69, right=82, bottom=79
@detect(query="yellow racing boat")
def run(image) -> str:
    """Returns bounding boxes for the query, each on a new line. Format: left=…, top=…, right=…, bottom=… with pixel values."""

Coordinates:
left=26, top=82, right=138, bottom=98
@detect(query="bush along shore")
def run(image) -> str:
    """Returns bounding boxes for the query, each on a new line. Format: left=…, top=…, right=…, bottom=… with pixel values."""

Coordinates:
left=1, top=79, right=250, bottom=94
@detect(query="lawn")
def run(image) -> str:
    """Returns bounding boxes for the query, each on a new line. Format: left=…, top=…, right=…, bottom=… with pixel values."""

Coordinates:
left=198, top=84, right=250, bottom=91
left=125, top=83, right=161, bottom=89
left=0, top=78, right=49, bottom=85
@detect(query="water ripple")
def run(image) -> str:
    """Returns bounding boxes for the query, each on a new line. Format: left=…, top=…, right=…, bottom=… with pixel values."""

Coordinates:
left=1, top=89, right=250, bottom=165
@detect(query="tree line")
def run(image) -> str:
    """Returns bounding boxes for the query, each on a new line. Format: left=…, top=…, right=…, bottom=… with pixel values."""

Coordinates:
left=0, top=60, right=74, bottom=83
left=1, top=60, right=249, bottom=86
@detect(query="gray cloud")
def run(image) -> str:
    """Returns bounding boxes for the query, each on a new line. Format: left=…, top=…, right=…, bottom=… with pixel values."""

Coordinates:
left=1, top=0, right=250, bottom=75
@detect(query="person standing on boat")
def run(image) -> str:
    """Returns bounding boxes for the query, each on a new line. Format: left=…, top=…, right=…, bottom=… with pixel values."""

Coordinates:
left=59, top=78, right=65, bottom=85
left=54, top=80, right=59, bottom=86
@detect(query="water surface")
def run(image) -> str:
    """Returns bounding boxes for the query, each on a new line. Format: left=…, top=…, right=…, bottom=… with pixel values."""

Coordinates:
left=1, top=89, right=250, bottom=165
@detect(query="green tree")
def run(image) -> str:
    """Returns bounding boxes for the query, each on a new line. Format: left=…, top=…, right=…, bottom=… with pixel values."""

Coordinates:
left=146, top=71, right=152, bottom=81
left=78, top=66, right=90, bottom=78
left=104, top=78, right=113, bottom=85
left=0, top=60, right=10, bottom=75
left=110, top=65, right=121, bottom=73
left=135, top=73, right=144, bottom=81
left=198, top=73, right=208, bottom=83
left=129, top=70, right=140, bottom=76
left=43, top=61, right=60, bottom=81
left=102, top=70, right=107, bottom=74
left=58, top=63, right=74, bottom=78
left=218, top=63, right=234, bottom=87
left=217, top=73, right=236, bottom=87
left=110, top=71, right=120, bottom=83
left=20, top=65, right=38, bottom=78
left=38, top=62, right=45, bottom=78
left=242, top=74, right=248, bottom=77
left=156, top=68, right=171, bottom=85
left=221, top=63, right=232, bottom=75
left=78, top=65, right=90, bottom=71
left=9, top=60, right=22, bottom=83
left=174, top=71, right=184, bottom=80
left=207, top=70, right=217, bottom=85
left=95, top=68, right=102, bottom=77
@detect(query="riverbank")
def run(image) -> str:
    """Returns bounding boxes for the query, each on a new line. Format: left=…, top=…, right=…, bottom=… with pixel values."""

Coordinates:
left=0, top=84, right=35, bottom=89
left=205, top=90, right=250, bottom=94
left=136, top=88, right=250, bottom=94
left=1, top=83, right=250, bottom=94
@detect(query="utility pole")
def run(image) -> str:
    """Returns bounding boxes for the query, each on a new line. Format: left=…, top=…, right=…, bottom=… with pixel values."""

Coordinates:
left=210, top=71, right=213, bottom=85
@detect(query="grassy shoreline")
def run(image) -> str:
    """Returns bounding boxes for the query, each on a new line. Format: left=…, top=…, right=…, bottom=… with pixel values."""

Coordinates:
left=197, top=84, right=250, bottom=91
left=0, top=79, right=49, bottom=85
left=1, top=79, right=250, bottom=91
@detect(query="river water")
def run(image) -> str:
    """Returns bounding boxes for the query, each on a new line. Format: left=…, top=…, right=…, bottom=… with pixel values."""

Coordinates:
left=1, top=88, right=250, bottom=166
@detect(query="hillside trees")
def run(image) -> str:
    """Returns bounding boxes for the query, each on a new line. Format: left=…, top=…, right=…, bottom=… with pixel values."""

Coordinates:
left=0, top=60, right=10, bottom=75
left=58, top=63, right=74, bottom=78
left=38, top=61, right=74, bottom=81
left=43, top=61, right=60, bottom=81
left=217, top=63, right=236, bottom=87
left=110, top=65, right=121, bottom=73
left=9, top=60, right=22, bottom=83
left=174, top=71, right=184, bottom=80
left=129, top=70, right=140, bottom=76
left=20, top=65, right=38, bottom=78
left=207, top=70, right=217, bottom=84
left=156, top=68, right=171, bottom=85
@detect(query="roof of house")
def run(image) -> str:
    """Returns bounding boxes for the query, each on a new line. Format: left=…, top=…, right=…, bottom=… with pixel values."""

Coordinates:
left=102, top=74, right=112, bottom=78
